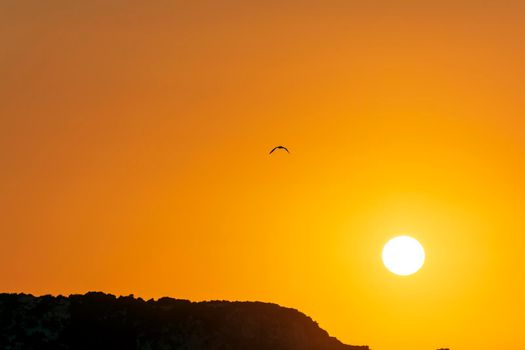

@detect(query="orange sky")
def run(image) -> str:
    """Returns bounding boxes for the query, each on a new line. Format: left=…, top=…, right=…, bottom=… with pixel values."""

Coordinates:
left=2, top=1, right=525, bottom=349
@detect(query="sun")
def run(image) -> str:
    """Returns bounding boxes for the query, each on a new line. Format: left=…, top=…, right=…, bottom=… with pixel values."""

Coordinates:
left=382, top=235, right=425, bottom=276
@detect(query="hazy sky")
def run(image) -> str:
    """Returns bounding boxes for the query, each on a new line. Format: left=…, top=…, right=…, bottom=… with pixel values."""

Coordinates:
left=2, top=1, right=525, bottom=349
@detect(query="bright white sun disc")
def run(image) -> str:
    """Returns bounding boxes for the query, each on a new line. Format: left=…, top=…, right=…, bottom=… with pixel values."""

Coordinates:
left=382, top=235, right=425, bottom=276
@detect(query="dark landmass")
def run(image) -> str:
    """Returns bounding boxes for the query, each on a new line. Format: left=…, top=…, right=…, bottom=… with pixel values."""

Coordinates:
left=0, top=292, right=369, bottom=350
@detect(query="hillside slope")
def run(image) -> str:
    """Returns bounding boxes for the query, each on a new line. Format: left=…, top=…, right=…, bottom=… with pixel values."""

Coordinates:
left=0, top=292, right=369, bottom=350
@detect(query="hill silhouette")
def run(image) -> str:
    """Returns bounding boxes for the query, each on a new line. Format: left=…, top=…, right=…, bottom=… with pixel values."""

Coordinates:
left=0, top=292, right=369, bottom=350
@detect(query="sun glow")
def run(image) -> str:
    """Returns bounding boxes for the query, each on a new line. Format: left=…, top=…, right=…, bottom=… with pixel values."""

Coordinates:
left=382, top=235, right=425, bottom=276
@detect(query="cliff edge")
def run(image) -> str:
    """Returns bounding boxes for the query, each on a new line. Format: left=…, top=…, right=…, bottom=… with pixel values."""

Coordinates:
left=0, top=292, right=369, bottom=350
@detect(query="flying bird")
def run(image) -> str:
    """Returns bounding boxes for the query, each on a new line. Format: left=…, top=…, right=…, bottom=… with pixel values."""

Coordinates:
left=269, top=146, right=290, bottom=154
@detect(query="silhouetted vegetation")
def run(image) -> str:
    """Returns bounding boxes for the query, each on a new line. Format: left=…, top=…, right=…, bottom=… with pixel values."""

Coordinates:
left=0, top=292, right=369, bottom=350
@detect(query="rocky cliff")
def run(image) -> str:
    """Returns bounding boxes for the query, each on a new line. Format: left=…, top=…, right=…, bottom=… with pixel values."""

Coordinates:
left=0, top=292, right=368, bottom=350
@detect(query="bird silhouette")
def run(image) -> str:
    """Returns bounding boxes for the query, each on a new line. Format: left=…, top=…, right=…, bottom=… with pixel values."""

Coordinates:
left=269, top=146, right=290, bottom=154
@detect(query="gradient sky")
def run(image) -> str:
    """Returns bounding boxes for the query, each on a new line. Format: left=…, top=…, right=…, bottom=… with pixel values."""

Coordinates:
left=2, top=1, right=525, bottom=349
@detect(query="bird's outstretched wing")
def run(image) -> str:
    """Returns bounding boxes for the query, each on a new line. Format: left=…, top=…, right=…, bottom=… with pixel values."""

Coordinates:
left=269, top=146, right=290, bottom=154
